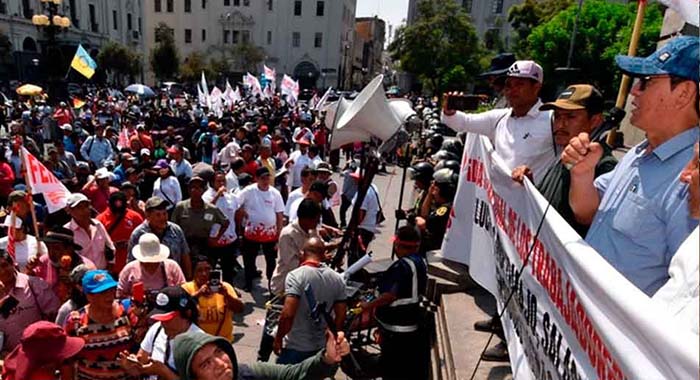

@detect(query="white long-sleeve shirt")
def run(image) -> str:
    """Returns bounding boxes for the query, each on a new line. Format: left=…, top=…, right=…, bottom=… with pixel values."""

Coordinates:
left=153, top=176, right=182, bottom=209
left=441, top=100, right=557, bottom=184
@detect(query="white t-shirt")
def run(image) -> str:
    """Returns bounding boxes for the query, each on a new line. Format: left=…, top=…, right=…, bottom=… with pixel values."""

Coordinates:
left=153, top=176, right=182, bottom=209
left=238, top=185, right=285, bottom=242
left=353, top=184, right=380, bottom=233
left=285, top=188, right=305, bottom=217
left=140, top=322, right=202, bottom=377
left=288, top=197, right=330, bottom=223
left=225, top=170, right=240, bottom=193
left=652, top=227, right=699, bottom=336
left=203, top=187, right=239, bottom=245
left=288, top=150, right=312, bottom=188
left=218, top=141, right=241, bottom=166
left=0, top=235, right=47, bottom=270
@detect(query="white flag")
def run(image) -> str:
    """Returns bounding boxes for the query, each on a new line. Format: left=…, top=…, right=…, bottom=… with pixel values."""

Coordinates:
left=200, top=71, right=210, bottom=108
left=264, top=65, right=277, bottom=90
left=223, top=80, right=236, bottom=109
left=197, top=84, right=207, bottom=108
left=21, top=147, right=71, bottom=213
left=210, top=86, right=223, bottom=117
left=658, top=0, right=699, bottom=26
left=233, top=86, right=242, bottom=103
left=281, top=74, right=299, bottom=105
left=244, top=72, right=263, bottom=97
left=315, top=87, right=333, bottom=111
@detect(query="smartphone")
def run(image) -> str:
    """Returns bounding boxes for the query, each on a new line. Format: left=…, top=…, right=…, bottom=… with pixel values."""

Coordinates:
left=132, top=282, right=145, bottom=304
left=209, top=270, right=222, bottom=292
left=0, top=295, right=19, bottom=318
left=447, top=95, right=479, bottom=111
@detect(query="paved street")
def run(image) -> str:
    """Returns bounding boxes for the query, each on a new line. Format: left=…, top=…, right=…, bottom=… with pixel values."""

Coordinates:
left=227, top=160, right=416, bottom=371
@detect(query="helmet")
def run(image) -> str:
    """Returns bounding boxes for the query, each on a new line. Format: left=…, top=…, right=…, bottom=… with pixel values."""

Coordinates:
left=440, top=139, right=464, bottom=157
left=409, top=161, right=434, bottom=184
left=434, top=160, right=460, bottom=172
left=431, top=150, right=459, bottom=162
left=427, top=134, right=444, bottom=151
left=433, top=168, right=459, bottom=185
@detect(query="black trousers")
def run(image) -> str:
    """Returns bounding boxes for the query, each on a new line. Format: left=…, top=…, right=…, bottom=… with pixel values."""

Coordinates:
left=241, top=239, right=277, bottom=288
left=339, top=195, right=352, bottom=226
left=207, top=241, right=240, bottom=285
left=380, top=327, right=429, bottom=380
left=257, top=295, right=283, bottom=361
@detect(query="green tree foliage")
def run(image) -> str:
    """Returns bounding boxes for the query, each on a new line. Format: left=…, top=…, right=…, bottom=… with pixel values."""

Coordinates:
left=508, top=0, right=573, bottom=56
left=98, top=41, right=141, bottom=85
left=526, top=0, right=663, bottom=98
left=150, top=23, right=180, bottom=81
left=233, top=43, right=265, bottom=73
left=180, top=51, right=212, bottom=83
left=388, top=0, right=484, bottom=95
left=208, top=56, right=230, bottom=77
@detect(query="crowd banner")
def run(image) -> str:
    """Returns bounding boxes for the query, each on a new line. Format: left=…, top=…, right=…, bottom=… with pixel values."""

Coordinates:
left=441, top=134, right=699, bottom=380
left=21, top=147, right=71, bottom=213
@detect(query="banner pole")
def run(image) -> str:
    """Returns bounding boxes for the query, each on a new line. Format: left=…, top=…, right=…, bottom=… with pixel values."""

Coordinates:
left=19, top=148, right=41, bottom=240
left=606, top=0, right=647, bottom=146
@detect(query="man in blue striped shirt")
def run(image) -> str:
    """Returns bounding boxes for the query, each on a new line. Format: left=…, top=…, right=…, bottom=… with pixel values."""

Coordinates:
left=80, top=124, right=114, bottom=168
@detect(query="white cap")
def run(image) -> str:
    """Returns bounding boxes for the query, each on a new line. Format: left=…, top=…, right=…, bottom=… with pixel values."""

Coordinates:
left=60, top=123, right=73, bottom=132
left=67, top=193, right=90, bottom=208
left=140, top=148, right=151, bottom=156
left=95, top=168, right=113, bottom=180
left=506, top=60, right=544, bottom=83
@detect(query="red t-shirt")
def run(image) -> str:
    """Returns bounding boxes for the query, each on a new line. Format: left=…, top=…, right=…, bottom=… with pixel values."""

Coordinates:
left=82, top=185, right=118, bottom=213
left=243, top=160, right=259, bottom=178
left=96, top=208, right=144, bottom=273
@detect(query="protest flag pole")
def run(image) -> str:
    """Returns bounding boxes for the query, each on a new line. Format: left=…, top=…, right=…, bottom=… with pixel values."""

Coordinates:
left=19, top=148, right=41, bottom=240
left=606, top=0, right=647, bottom=147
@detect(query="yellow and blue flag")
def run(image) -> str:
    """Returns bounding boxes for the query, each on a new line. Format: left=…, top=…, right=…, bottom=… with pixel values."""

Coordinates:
left=70, top=44, right=97, bottom=79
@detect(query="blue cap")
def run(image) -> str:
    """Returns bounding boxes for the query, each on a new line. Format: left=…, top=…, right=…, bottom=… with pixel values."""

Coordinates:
left=82, top=270, right=118, bottom=294
left=615, top=36, right=699, bottom=82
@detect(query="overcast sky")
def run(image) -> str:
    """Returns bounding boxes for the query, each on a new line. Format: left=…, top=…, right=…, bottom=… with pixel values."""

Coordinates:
left=355, top=0, right=410, bottom=42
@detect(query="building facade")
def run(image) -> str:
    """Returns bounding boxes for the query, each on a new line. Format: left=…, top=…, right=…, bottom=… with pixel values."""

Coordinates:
left=143, top=0, right=356, bottom=89
left=0, top=0, right=143, bottom=83
left=346, top=16, right=385, bottom=90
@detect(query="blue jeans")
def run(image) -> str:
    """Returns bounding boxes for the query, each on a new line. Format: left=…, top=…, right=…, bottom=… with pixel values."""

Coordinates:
left=276, top=348, right=317, bottom=365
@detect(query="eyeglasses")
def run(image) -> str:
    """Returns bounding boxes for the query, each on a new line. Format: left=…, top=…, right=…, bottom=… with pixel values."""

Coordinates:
left=637, top=75, right=669, bottom=91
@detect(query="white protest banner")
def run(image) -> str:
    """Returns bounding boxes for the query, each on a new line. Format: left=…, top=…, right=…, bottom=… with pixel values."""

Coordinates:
left=244, top=72, right=263, bottom=98
left=281, top=74, right=299, bottom=104
left=21, top=147, right=71, bottom=213
left=441, top=134, right=699, bottom=380
left=210, top=86, right=223, bottom=118
left=264, top=65, right=277, bottom=90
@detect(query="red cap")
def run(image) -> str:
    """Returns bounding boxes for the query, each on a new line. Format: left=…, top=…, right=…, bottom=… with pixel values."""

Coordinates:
left=3, top=321, right=85, bottom=379
left=260, top=125, right=268, bottom=133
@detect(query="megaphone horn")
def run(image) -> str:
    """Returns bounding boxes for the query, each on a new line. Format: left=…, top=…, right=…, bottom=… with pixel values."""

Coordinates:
left=334, top=75, right=402, bottom=149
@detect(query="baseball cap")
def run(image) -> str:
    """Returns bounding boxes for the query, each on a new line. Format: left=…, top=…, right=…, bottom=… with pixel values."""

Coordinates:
left=314, top=162, right=332, bottom=174
left=59, top=124, right=73, bottom=132
left=140, top=148, right=151, bottom=156
left=540, top=84, right=604, bottom=114
left=67, top=193, right=90, bottom=208
left=149, top=286, right=196, bottom=322
left=95, top=168, right=113, bottom=180
left=82, top=270, right=118, bottom=294
left=615, top=35, right=699, bottom=82
left=506, top=60, right=544, bottom=83
left=145, top=196, right=169, bottom=211
left=153, top=159, right=169, bottom=170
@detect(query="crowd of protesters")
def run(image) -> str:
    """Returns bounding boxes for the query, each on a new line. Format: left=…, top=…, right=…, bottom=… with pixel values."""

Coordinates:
left=0, top=35, right=697, bottom=380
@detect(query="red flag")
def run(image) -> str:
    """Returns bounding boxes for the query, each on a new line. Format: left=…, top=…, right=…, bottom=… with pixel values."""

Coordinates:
left=6, top=209, right=18, bottom=261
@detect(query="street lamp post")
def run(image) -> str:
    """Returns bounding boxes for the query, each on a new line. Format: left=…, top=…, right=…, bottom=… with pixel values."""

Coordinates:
left=31, top=0, right=71, bottom=100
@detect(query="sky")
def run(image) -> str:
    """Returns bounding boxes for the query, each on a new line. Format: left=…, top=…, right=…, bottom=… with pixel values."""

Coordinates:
left=355, top=0, right=410, bottom=43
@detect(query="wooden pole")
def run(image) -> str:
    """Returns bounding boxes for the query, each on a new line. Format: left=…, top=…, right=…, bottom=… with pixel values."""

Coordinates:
left=607, top=0, right=647, bottom=146
left=19, top=147, right=41, bottom=241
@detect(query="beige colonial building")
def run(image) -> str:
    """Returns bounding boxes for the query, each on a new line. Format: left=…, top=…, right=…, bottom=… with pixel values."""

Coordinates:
left=0, top=0, right=143, bottom=82
left=143, top=0, right=357, bottom=89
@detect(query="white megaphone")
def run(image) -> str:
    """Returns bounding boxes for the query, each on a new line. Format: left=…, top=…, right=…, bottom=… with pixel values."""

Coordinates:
left=329, top=97, right=365, bottom=150
left=388, top=98, right=416, bottom=123
left=332, top=75, right=402, bottom=149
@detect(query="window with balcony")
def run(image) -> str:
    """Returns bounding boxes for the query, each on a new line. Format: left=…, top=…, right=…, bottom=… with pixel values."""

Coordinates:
left=492, top=0, right=504, bottom=14
left=89, top=4, right=98, bottom=32
left=316, top=1, right=324, bottom=16
left=21, top=0, right=32, bottom=19
left=267, top=0, right=273, bottom=11
left=167, top=0, right=174, bottom=13
left=185, top=29, right=192, bottom=43
left=127, top=13, right=132, bottom=30
left=155, top=0, right=161, bottom=12
left=232, top=30, right=240, bottom=44
left=202, top=0, right=207, bottom=9
left=234, top=0, right=239, bottom=5
left=292, top=32, right=300, bottom=47
left=314, top=32, right=322, bottom=48
left=112, top=10, right=118, bottom=30
left=294, top=1, right=301, bottom=16
left=242, top=30, right=250, bottom=43
left=224, top=0, right=230, bottom=5
left=267, top=30, right=272, bottom=45
left=202, top=29, right=206, bottom=41
left=185, top=0, right=191, bottom=12
left=223, top=30, right=230, bottom=43
left=0, top=1, right=6, bottom=14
